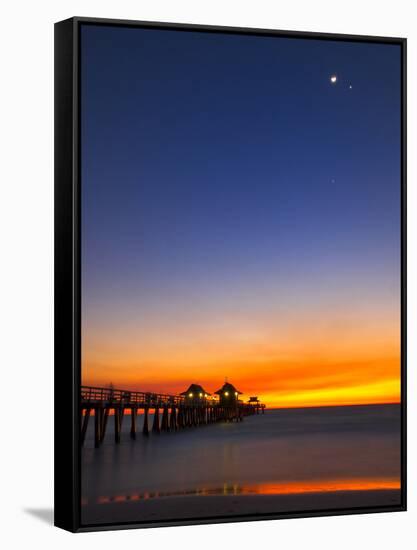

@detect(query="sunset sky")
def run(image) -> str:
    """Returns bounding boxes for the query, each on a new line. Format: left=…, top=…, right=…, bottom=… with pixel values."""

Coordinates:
left=81, top=25, right=401, bottom=408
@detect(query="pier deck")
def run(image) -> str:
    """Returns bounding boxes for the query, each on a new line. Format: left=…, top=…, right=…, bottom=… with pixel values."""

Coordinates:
left=81, top=385, right=266, bottom=447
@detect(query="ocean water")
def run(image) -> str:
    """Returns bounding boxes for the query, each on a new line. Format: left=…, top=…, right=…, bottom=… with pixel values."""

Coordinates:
left=82, top=404, right=401, bottom=512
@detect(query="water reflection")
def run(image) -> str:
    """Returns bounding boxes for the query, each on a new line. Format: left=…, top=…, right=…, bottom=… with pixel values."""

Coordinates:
left=84, top=477, right=400, bottom=506
left=82, top=405, right=401, bottom=515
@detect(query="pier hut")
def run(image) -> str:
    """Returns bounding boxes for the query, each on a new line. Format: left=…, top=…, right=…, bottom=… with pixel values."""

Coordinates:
left=248, top=396, right=262, bottom=414
left=180, top=384, right=210, bottom=403
left=214, top=381, right=242, bottom=406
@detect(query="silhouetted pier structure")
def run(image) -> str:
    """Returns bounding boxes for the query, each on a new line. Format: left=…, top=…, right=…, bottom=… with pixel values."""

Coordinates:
left=248, top=396, right=264, bottom=415
left=81, top=385, right=265, bottom=448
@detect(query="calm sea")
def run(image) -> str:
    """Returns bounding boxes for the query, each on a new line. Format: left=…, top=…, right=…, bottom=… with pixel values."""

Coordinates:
left=82, top=404, right=401, bottom=512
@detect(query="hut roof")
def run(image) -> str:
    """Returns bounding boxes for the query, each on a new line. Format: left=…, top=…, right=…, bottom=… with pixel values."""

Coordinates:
left=180, top=384, right=210, bottom=396
left=214, top=382, right=242, bottom=395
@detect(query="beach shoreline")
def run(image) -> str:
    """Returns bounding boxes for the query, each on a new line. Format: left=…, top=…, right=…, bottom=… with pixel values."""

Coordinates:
left=82, top=489, right=402, bottom=525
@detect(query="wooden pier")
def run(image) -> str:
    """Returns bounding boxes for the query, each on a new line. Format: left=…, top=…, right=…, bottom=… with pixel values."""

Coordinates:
left=81, top=385, right=266, bottom=448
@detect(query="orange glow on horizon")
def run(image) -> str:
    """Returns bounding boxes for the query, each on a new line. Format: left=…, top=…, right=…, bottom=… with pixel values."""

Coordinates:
left=82, top=295, right=400, bottom=408
left=82, top=354, right=400, bottom=409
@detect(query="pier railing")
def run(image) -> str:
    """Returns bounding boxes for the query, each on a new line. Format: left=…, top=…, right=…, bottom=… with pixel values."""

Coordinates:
left=81, top=385, right=185, bottom=407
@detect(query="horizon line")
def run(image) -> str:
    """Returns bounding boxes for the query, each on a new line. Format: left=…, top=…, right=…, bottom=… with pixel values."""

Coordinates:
left=265, top=401, right=401, bottom=411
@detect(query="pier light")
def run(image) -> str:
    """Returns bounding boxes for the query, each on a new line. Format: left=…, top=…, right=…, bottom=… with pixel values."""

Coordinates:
left=214, top=381, right=242, bottom=405
left=181, top=385, right=211, bottom=401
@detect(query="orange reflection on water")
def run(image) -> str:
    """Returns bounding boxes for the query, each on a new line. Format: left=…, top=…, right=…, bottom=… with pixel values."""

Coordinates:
left=246, top=478, right=400, bottom=495
left=88, top=477, right=400, bottom=506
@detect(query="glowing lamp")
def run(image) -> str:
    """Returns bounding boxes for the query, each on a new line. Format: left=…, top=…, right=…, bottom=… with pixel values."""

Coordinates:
left=225, top=391, right=229, bottom=396
left=189, top=393, right=193, bottom=397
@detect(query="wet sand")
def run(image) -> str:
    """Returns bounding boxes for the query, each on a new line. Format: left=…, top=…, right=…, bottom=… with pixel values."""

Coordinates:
left=82, top=489, right=402, bottom=525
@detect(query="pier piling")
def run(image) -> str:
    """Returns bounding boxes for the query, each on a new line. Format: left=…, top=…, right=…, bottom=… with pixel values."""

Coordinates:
left=94, top=407, right=101, bottom=448
left=161, top=405, right=169, bottom=432
left=142, top=406, right=149, bottom=436
left=81, top=408, right=90, bottom=446
left=130, top=407, right=137, bottom=439
left=114, top=407, right=121, bottom=443
left=101, top=408, right=110, bottom=442
left=152, top=406, right=160, bottom=433
left=170, top=406, right=177, bottom=430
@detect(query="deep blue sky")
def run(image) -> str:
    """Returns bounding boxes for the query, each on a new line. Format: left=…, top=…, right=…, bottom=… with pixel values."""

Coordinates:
left=80, top=24, right=401, bottom=350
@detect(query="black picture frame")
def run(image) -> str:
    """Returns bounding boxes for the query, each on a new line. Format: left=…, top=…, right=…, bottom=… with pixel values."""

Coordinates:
left=54, top=16, right=407, bottom=532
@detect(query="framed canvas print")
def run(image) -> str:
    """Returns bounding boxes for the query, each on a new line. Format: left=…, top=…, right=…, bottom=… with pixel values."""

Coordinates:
left=54, top=17, right=406, bottom=532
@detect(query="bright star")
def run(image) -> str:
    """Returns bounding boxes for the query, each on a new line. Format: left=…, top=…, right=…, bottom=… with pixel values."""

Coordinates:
left=330, top=75, right=337, bottom=84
